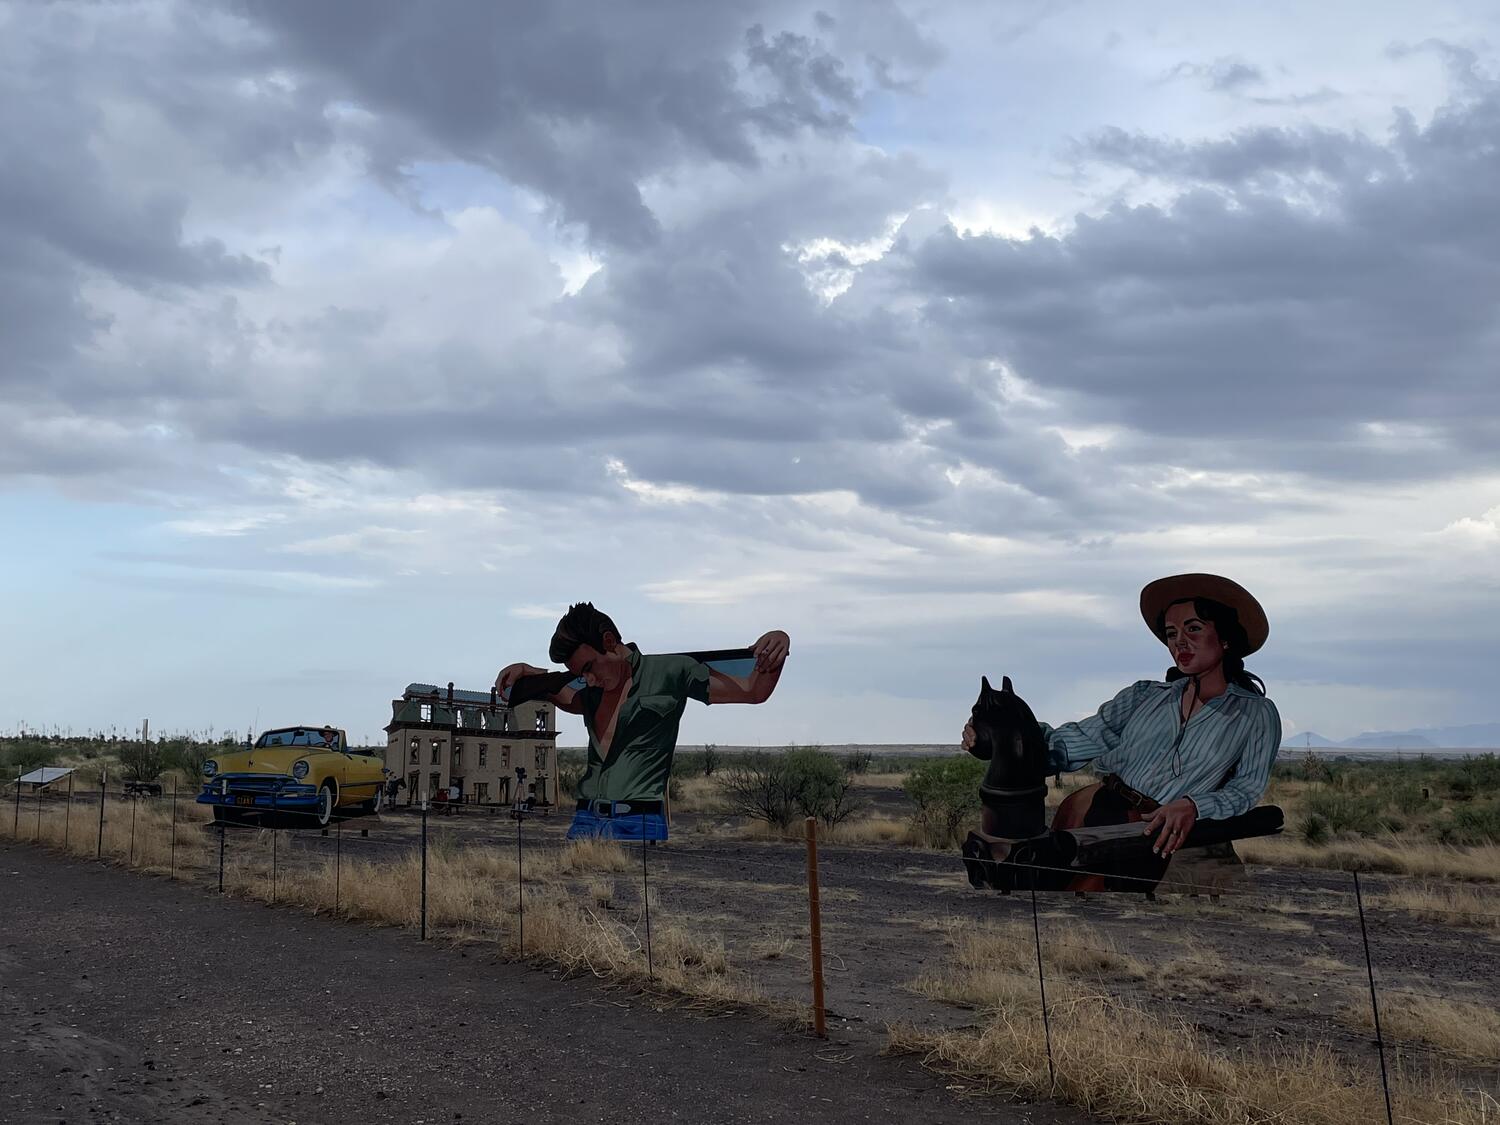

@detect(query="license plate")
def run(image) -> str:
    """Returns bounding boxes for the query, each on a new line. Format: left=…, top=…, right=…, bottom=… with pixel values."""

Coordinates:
left=235, top=796, right=257, bottom=807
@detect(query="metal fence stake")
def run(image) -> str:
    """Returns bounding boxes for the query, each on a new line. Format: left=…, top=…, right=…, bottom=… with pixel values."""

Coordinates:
left=12, top=767, right=20, bottom=834
left=1031, top=884, right=1056, bottom=1090
left=270, top=792, right=278, bottom=905
left=97, top=771, right=107, bottom=859
left=515, top=809, right=523, bottom=955
left=128, top=792, right=138, bottom=864
left=64, top=770, right=74, bottom=850
left=804, top=816, right=826, bottom=1038
left=420, top=799, right=428, bottom=941
left=1353, top=871, right=1395, bottom=1125
left=642, top=812, right=654, bottom=981
left=169, top=779, right=178, bottom=878
left=334, top=814, right=341, bottom=916
left=34, top=777, right=43, bottom=842
left=218, top=822, right=226, bottom=894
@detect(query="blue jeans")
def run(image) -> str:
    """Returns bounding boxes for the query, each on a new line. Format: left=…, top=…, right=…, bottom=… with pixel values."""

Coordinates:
left=567, top=806, right=669, bottom=841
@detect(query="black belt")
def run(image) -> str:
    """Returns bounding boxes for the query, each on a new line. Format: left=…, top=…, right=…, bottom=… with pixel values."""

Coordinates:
left=577, top=799, right=664, bottom=817
left=1102, top=773, right=1160, bottom=814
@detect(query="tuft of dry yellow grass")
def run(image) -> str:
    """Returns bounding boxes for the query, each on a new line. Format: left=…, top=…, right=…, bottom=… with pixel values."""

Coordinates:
left=667, top=775, right=724, bottom=815
left=910, top=917, right=1144, bottom=1013
left=894, top=918, right=1500, bottom=1125
left=1239, top=836, right=1500, bottom=883
left=886, top=1000, right=1497, bottom=1125
left=5, top=795, right=212, bottom=876
left=1369, top=881, right=1500, bottom=931
left=1342, top=993, right=1500, bottom=1062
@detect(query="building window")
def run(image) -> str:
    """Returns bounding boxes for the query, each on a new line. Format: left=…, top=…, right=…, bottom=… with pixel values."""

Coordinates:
left=430, top=740, right=441, bottom=765
left=420, top=703, right=432, bottom=722
left=502, top=712, right=510, bottom=732
left=480, top=712, right=488, bottom=730
left=478, top=744, right=488, bottom=766
left=453, top=741, right=464, bottom=766
left=534, top=710, right=547, bottom=732
left=409, top=738, right=419, bottom=764
left=501, top=745, right=511, bottom=769
left=428, top=772, right=441, bottom=797
left=535, top=745, right=546, bottom=768
left=475, top=782, right=489, bottom=803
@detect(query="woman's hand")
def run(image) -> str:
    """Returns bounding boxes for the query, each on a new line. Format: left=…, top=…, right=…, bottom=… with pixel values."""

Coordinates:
left=496, top=663, right=547, bottom=699
left=961, top=722, right=976, bottom=752
left=1143, top=797, right=1198, bottom=856
left=751, top=630, right=790, bottom=672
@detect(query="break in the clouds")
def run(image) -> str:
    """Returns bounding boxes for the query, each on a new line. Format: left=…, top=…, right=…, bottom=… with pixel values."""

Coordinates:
left=2, top=0, right=1499, bottom=747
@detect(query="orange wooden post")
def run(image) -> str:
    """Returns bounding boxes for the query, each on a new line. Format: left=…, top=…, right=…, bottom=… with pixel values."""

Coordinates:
left=804, top=816, right=827, bottom=1038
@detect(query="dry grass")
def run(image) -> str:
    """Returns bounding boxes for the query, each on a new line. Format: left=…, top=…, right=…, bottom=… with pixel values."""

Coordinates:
left=1239, top=836, right=1500, bottom=883
left=4, top=794, right=212, bottom=876
left=1369, top=881, right=1500, bottom=931
left=668, top=775, right=724, bottom=815
left=2, top=806, right=805, bottom=1025
left=847, top=771, right=910, bottom=789
left=216, top=839, right=801, bottom=1018
left=824, top=815, right=919, bottom=845
left=887, top=1001, right=1497, bottom=1125
left=1342, top=993, right=1500, bottom=1062
left=894, top=915, right=1499, bottom=1124
left=910, top=917, right=1144, bottom=1012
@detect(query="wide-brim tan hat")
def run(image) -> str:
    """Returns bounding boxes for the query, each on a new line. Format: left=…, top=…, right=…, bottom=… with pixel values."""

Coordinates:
left=1140, top=573, right=1268, bottom=656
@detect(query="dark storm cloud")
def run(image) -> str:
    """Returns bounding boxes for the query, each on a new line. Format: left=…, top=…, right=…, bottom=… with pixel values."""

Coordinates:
left=896, top=85, right=1500, bottom=483
left=6, top=0, right=1500, bottom=544
left=234, top=0, right=886, bottom=248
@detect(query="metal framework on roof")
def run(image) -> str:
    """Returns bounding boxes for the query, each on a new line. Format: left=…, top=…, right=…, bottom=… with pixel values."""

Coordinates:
left=404, top=682, right=509, bottom=707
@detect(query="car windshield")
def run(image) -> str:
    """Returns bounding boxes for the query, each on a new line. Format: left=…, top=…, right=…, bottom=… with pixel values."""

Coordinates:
left=254, top=728, right=341, bottom=750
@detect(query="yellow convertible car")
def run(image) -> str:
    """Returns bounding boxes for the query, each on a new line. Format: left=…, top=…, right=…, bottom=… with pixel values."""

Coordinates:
left=196, top=726, right=387, bottom=826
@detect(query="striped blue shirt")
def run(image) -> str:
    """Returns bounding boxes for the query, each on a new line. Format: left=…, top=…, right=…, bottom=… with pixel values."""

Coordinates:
left=1038, top=679, right=1281, bottom=820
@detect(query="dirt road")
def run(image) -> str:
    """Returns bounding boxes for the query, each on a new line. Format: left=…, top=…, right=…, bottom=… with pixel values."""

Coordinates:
left=0, top=842, right=1076, bottom=1125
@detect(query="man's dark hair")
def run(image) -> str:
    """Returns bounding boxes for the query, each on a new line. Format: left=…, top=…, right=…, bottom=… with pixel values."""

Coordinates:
left=549, top=602, right=620, bottom=665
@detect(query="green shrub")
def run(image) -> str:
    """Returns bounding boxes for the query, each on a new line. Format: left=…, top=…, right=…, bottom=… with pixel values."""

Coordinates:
left=1435, top=800, right=1500, bottom=846
left=905, top=756, right=985, bottom=848
left=3, top=742, right=53, bottom=776
left=844, top=748, right=874, bottom=775
left=1302, top=790, right=1385, bottom=836
left=719, top=748, right=865, bottom=829
left=1299, top=813, right=1331, bottom=845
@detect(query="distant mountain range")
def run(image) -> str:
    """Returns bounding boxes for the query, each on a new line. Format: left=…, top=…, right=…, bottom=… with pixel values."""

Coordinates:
left=1285, top=723, right=1500, bottom=751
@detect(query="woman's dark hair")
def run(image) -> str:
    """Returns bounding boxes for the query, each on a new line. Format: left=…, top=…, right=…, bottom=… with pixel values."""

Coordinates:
left=549, top=602, right=620, bottom=665
left=1158, top=596, right=1266, bottom=696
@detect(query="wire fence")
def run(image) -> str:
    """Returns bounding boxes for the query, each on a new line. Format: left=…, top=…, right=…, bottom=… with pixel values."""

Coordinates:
left=4, top=771, right=1500, bottom=1124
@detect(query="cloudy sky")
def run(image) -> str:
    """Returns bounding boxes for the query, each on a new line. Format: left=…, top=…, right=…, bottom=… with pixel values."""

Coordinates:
left=4, top=0, right=1499, bottom=747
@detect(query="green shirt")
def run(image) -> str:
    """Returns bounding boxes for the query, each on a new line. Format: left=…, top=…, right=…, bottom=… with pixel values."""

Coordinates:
left=574, top=646, right=712, bottom=804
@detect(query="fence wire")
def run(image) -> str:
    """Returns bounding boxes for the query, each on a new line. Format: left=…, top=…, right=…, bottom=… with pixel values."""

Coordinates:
left=5, top=780, right=1500, bottom=1110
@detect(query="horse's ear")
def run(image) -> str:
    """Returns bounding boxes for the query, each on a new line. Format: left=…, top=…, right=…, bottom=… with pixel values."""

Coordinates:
left=981, top=675, right=993, bottom=693
left=1002, top=675, right=1014, bottom=694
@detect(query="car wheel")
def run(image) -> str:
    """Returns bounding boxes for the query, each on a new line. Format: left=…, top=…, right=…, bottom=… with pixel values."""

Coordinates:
left=362, top=786, right=384, bottom=816
left=315, top=782, right=336, bottom=827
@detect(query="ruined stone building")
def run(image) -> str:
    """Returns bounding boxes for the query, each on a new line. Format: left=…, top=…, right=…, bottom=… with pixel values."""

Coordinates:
left=383, top=682, right=558, bottom=807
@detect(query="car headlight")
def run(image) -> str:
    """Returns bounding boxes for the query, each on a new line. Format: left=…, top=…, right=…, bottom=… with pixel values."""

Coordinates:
left=202, top=760, right=218, bottom=778
left=292, top=760, right=309, bottom=780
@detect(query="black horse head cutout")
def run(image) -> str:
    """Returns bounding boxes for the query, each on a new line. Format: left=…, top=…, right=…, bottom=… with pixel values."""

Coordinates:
left=965, top=675, right=1051, bottom=840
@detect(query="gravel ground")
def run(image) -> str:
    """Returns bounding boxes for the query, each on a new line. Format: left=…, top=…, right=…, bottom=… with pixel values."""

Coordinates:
left=0, top=841, right=1084, bottom=1125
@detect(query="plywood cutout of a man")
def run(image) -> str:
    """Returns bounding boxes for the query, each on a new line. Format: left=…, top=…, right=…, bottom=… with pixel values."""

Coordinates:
left=496, top=603, right=790, bottom=841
